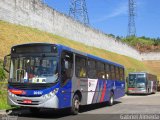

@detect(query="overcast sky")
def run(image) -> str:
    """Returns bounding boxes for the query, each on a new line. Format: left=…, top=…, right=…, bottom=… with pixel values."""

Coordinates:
left=45, top=0, right=160, bottom=38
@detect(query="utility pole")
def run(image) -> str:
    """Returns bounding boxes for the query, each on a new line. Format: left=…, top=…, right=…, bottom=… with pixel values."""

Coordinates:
left=69, top=0, right=89, bottom=25
left=128, top=0, right=136, bottom=37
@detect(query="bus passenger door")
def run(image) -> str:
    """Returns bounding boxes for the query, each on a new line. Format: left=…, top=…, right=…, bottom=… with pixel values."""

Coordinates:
left=59, top=51, right=73, bottom=108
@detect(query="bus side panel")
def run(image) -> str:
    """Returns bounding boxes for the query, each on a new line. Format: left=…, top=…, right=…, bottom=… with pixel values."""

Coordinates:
left=119, top=81, right=125, bottom=98
left=58, top=80, right=72, bottom=109
left=77, top=78, right=88, bottom=105
left=153, top=80, right=157, bottom=93
left=92, top=80, right=115, bottom=103
left=71, top=76, right=89, bottom=106
left=71, top=78, right=125, bottom=106
left=147, top=80, right=151, bottom=93
left=85, top=79, right=124, bottom=104
left=71, top=78, right=102, bottom=105
left=92, top=80, right=100, bottom=104
left=78, top=79, right=105, bottom=105
left=99, top=80, right=107, bottom=102
left=114, top=81, right=125, bottom=99
left=150, top=80, right=157, bottom=93
left=87, top=79, right=99, bottom=104
left=88, top=79, right=109, bottom=104
left=105, top=80, right=115, bottom=100
left=96, top=80, right=104, bottom=103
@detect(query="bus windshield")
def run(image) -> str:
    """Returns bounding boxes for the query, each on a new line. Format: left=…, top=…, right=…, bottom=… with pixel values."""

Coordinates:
left=9, top=56, right=58, bottom=84
left=136, top=77, right=146, bottom=88
left=128, top=74, right=136, bottom=87
left=128, top=74, right=146, bottom=88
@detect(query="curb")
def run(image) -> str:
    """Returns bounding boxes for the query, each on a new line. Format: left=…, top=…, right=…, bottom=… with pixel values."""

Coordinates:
left=0, top=110, right=6, bottom=114
left=0, top=109, right=12, bottom=115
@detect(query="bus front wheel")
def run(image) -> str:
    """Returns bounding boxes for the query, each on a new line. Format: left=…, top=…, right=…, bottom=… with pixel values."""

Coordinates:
left=108, top=91, right=114, bottom=106
left=71, top=94, right=80, bottom=115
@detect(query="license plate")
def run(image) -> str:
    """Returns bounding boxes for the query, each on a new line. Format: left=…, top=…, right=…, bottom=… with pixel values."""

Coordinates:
left=23, top=99, right=32, bottom=104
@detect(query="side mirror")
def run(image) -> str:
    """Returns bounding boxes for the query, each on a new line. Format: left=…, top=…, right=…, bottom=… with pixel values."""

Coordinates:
left=3, top=55, right=11, bottom=73
left=126, top=77, right=128, bottom=83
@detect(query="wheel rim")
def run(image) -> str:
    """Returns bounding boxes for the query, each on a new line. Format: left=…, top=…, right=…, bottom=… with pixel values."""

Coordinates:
left=110, top=96, right=113, bottom=104
left=74, top=99, right=80, bottom=110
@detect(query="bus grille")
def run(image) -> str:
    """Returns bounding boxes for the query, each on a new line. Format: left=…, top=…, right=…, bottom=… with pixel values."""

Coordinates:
left=8, top=83, right=56, bottom=90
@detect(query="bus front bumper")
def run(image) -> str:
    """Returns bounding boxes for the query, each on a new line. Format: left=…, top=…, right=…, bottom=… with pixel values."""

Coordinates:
left=127, top=88, right=147, bottom=94
left=8, top=92, right=59, bottom=108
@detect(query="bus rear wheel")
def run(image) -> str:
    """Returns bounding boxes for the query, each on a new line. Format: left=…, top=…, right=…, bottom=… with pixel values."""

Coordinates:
left=108, top=92, right=114, bottom=106
left=147, top=88, right=150, bottom=94
left=71, top=94, right=80, bottom=115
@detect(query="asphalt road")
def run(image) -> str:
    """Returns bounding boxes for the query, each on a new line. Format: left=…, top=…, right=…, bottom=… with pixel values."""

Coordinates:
left=2, top=92, right=160, bottom=120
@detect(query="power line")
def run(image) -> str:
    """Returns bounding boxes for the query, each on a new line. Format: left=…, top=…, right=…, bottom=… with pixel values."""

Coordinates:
left=69, top=0, right=89, bottom=25
left=128, top=0, right=136, bottom=37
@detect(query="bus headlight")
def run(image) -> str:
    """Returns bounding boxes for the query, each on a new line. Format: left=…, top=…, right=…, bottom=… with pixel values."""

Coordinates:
left=8, top=90, right=15, bottom=97
left=52, top=88, right=59, bottom=94
left=43, top=88, right=59, bottom=99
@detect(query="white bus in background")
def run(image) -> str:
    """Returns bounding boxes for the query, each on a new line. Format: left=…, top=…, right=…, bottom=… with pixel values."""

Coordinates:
left=127, top=72, right=157, bottom=94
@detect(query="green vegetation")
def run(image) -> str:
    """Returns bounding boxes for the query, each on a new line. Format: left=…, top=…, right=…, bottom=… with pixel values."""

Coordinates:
left=0, top=82, right=11, bottom=110
left=122, top=36, right=160, bottom=52
left=0, top=60, right=8, bottom=110
left=0, top=60, right=6, bottom=81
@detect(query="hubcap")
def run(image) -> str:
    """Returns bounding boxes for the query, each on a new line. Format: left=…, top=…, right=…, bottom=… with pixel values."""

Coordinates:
left=74, top=99, right=80, bottom=110
left=110, top=96, right=113, bottom=104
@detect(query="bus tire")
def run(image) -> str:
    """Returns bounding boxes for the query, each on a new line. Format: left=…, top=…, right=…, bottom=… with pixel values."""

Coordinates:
left=71, top=94, right=80, bottom=115
left=148, top=88, right=150, bottom=94
left=108, top=91, right=114, bottom=106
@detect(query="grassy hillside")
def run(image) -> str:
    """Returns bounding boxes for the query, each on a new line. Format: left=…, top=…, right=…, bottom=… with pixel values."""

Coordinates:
left=143, top=61, right=160, bottom=81
left=0, top=20, right=159, bottom=78
left=0, top=20, right=154, bottom=76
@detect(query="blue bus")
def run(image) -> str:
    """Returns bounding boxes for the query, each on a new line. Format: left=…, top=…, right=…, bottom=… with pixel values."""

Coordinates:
left=3, top=43, right=125, bottom=114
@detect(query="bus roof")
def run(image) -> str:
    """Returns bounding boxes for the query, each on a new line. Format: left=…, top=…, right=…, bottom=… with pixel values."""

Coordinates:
left=12, top=43, right=124, bottom=68
left=129, top=72, right=157, bottom=76
left=57, top=44, right=124, bottom=68
left=129, top=72, right=147, bottom=74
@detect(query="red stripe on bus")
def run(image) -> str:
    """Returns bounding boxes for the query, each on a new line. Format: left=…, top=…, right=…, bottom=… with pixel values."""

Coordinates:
left=100, top=83, right=106, bottom=102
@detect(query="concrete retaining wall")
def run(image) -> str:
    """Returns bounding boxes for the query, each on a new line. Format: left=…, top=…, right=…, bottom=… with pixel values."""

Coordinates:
left=141, top=52, right=160, bottom=61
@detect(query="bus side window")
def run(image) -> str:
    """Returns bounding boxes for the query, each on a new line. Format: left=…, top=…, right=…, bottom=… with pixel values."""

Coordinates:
left=111, top=65, right=115, bottom=80
left=115, top=67, right=120, bottom=80
left=75, top=55, right=87, bottom=78
left=61, top=51, right=73, bottom=85
left=120, top=68, right=125, bottom=81
left=88, top=59, right=97, bottom=79
left=105, top=64, right=110, bottom=80
left=97, top=62, right=105, bottom=79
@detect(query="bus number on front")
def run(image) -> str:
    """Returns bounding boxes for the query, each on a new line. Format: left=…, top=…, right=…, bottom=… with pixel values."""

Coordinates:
left=34, top=91, right=43, bottom=95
